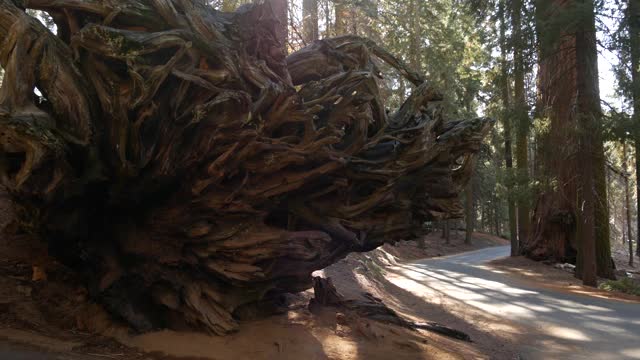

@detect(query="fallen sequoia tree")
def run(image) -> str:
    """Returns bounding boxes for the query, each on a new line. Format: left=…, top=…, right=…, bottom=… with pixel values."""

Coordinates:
left=0, top=0, right=492, bottom=334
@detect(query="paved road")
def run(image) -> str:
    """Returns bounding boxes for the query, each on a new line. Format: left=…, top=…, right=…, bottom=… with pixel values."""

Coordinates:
left=390, top=246, right=640, bottom=360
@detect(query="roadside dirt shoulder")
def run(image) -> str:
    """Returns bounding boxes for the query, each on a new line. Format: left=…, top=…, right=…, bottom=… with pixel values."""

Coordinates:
left=488, top=256, right=640, bottom=303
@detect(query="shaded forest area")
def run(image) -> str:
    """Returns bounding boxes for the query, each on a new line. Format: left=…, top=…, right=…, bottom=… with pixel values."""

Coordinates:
left=0, top=0, right=639, bottom=339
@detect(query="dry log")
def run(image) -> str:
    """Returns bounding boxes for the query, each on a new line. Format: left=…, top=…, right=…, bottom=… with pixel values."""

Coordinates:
left=0, top=0, right=492, bottom=334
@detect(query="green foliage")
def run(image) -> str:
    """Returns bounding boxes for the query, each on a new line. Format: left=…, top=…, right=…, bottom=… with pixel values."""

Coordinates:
left=295, top=0, right=493, bottom=117
left=598, top=277, right=640, bottom=296
left=605, top=0, right=634, bottom=110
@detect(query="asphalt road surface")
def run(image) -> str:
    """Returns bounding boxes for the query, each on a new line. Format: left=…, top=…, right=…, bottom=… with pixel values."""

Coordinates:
left=391, top=246, right=640, bottom=359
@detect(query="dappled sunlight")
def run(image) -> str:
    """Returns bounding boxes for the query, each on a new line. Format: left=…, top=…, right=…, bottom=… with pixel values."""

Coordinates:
left=388, top=265, right=541, bottom=319
left=544, top=325, right=591, bottom=341
left=386, top=246, right=640, bottom=359
left=620, top=348, right=640, bottom=358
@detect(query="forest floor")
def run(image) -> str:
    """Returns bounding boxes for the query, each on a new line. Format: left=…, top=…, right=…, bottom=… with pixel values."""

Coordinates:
left=0, top=186, right=517, bottom=359
left=489, top=256, right=640, bottom=302
left=490, top=237, right=640, bottom=302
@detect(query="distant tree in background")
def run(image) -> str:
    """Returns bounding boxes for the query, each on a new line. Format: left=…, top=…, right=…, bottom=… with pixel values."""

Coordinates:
left=498, top=0, right=519, bottom=255
left=302, top=0, right=319, bottom=43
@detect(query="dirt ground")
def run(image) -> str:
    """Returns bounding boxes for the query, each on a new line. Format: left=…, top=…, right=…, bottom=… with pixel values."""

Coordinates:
left=0, top=189, right=518, bottom=359
left=489, top=255, right=640, bottom=303
left=610, top=237, right=640, bottom=276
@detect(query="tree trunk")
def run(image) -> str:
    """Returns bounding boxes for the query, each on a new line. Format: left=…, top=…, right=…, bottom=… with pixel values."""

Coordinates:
left=624, top=143, right=634, bottom=266
left=270, top=0, right=288, bottom=52
left=526, top=0, right=585, bottom=272
left=628, top=0, right=640, bottom=258
left=0, top=1, right=491, bottom=335
left=334, top=0, right=350, bottom=35
left=302, top=0, right=318, bottom=44
left=574, top=0, right=608, bottom=285
left=408, top=0, right=421, bottom=72
left=465, top=182, right=473, bottom=245
left=445, top=220, right=451, bottom=244
left=499, top=0, right=518, bottom=255
left=530, top=0, right=613, bottom=283
left=512, top=0, right=531, bottom=249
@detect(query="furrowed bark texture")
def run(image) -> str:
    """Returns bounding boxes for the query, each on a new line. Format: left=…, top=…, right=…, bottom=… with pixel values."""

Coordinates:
left=0, top=0, right=492, bottom=334
left=527, top=0, right=613, bottom=280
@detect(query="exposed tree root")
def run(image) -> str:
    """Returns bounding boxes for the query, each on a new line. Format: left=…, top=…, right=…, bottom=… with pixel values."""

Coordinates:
left=0, top=0, right=492, bottom=334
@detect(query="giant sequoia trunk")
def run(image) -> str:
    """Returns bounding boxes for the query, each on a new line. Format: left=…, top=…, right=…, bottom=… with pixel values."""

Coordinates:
left=527, top=0, right=613, bottom=281
left=0, top=0, right=491, bottom=334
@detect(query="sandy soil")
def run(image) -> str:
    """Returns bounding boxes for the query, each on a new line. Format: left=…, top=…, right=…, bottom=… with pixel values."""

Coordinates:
left=0, top=188, right=516, bottom=359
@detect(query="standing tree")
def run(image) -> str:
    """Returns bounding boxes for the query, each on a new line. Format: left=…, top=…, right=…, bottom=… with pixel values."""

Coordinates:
left=527, top=0, right=614, bottom=284
left=334, top=0, right=351, bottom=35
left=302, top=0, right=318, bottom=44
left=465, top=180, right=474, bottom=244
left=623, top=143, right=634, bottom=266
left=0, top=0, right=490, bottom=334
left=511, top=0, right=531, bottom=248
left=626, top=0, right=640, bottom=258
left=499, top=0, right=518, bottom=255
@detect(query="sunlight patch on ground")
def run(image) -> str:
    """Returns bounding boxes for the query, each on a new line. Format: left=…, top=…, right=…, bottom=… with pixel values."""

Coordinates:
left=620, top=347, right=640, bottom=359
left=354, top=273, right=376, bottom=292
left=393, top=247, right=640, bottom=359
left=543, top=324, right=591, bottom=341
left=391, top=264, right=542, bottom=319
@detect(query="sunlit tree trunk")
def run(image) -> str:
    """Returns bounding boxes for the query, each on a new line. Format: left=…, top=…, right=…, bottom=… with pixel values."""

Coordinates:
left=334, top=0, right=350, bottom=35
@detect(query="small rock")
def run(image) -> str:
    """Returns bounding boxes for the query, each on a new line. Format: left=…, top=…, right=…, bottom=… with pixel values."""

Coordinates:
left=336, top=312, right=347, bottom=325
